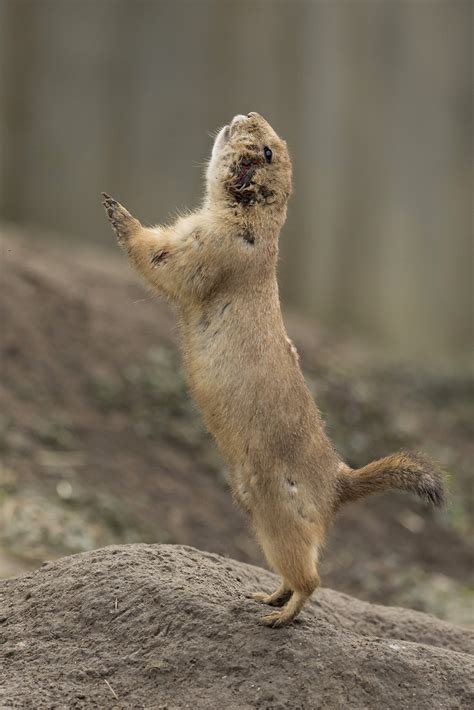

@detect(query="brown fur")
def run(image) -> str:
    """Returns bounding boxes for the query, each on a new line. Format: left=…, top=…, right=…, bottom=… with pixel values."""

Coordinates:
left=102, top=112, right=445, bottom=627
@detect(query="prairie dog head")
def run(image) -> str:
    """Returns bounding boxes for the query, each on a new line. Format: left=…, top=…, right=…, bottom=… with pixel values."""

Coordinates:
left=206, top=112, right=292, bottom=214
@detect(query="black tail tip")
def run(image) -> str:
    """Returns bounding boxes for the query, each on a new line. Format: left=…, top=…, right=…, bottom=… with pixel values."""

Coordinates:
left=421, top=480, right=446, bottom=508
left=412, top=453, right=447, bottom=508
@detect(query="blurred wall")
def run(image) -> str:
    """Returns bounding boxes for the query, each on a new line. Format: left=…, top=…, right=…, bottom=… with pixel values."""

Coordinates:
left=0, top=0, right=472, bottom=363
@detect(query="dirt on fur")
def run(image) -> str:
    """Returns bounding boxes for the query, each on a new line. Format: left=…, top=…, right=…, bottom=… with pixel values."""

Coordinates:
left=1, top=544, right=473, bottom=709
left=1, top=228, right=473, bottom=625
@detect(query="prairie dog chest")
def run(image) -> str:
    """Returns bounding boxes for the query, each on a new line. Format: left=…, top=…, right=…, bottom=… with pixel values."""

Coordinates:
left=183, top=301, right=258, bottom=399
left=180, top=300, right=284, bottom=457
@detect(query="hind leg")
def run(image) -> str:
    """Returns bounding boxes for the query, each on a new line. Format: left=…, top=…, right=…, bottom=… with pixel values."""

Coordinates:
left=260, top=577, right=319, bottom=628
left=257, top=533, right=321, bottom=627
left=251, top=582, right=293, bottom=607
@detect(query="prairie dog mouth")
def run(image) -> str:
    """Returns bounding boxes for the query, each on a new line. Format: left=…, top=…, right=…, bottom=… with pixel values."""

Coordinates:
left=209, top=113, right=258, bottom=168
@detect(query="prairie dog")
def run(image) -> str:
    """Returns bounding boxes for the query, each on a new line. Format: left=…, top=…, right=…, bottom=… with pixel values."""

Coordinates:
left=102, top=112, right=444, bottom=627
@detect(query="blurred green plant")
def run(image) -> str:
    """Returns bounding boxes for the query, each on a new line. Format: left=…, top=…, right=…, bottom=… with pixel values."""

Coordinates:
left=89, top=346, right=220, bottom=463
left=0, top=465, right=162, bottom=570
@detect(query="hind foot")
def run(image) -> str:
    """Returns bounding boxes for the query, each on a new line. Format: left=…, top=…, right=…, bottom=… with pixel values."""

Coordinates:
left=251, top=583, right=292, bottom=607
left=260, top=585, right=318, bottom=628
left=260, top=610, right=292, bottom=628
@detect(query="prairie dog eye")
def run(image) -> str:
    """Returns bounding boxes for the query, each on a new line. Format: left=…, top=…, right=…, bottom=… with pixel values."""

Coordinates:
left=263, top=146, right=272, bottom=163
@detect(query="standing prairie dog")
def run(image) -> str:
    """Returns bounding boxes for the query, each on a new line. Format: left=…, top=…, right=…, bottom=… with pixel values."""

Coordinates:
left=102, top=112, right=444, bottom=627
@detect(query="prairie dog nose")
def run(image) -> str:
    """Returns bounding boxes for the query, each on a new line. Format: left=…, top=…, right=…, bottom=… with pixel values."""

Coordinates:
left=229, top=114, right=248, bottom=136
left=247, top=111, right=260, bottom=119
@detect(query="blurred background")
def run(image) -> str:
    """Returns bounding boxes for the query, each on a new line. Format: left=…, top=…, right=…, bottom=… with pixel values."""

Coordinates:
left=1, top=0, right=472, bottom=362
left=1, top=0, right=473, bottom=626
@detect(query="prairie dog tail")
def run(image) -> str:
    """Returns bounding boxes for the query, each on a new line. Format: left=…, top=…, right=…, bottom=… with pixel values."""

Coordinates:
left=336, top=451, right=445, bottom=509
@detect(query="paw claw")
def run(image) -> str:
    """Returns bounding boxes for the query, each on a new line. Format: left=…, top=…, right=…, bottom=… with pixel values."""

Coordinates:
left=260, top=611, right=286, bottom=628
left=250, top=592, right=269, bottom=603
left=101, top=193, right=138, bottom=242
left=248, top=588, right=293, bottom=607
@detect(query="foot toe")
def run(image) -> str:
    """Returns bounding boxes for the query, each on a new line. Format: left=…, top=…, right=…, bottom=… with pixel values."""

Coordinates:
left=250, top=592, right=270, bottom=603
left=260, top=611, right=284, bottom=627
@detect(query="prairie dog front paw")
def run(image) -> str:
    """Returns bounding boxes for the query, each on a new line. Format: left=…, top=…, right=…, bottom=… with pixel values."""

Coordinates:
left=102, top=193, right=140, bottom=245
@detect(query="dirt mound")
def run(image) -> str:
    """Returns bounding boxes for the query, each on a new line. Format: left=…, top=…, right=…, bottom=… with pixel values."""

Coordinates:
left=1, top=228, right=473, bottom=624
left=1, top=545, right=473, bottom=709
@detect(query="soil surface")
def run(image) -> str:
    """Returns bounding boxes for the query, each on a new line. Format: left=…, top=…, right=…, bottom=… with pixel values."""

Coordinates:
left=1, top=544, right=473, bottom=709
left=1, top=228, right=473, bottom=626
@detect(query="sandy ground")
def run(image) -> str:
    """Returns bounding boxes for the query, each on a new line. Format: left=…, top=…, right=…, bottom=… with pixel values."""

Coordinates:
left=1, top=544, right=473, bottom=709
